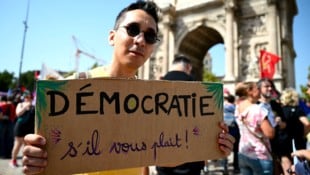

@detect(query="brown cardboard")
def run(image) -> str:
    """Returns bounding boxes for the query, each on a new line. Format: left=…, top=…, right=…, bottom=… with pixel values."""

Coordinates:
left=35, top=78, right=224, bottom=175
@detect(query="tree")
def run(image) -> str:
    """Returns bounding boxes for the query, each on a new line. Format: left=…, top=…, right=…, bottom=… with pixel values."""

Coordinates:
left=0, top=70, right=16, bottom=92
left=202, top=69, right=220, bottom=82
left=300, top=66, right=310, bottom=101
left=18, top=70, right=37, bottom=92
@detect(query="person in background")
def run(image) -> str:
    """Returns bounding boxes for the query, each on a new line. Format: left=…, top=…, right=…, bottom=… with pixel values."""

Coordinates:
left=279, top=88, right=310, bottom=174
left=0, top=95, right=15, bottom=159
left=10, top=90, right=35, bottom=168
left=160, top=54, right=194, bottom=81
left=288, top=81, right=310, bottom=175
left=223, top=90, right=240, bottom=174
left=235, top=81, right=275, bottom=175
left=257, top=78, right=286, bottom=175
left=22, top=1, right=235, bottom=175
left=290, top=149, right=310, bottom=175
left=155, top=55, right=205, bottom=175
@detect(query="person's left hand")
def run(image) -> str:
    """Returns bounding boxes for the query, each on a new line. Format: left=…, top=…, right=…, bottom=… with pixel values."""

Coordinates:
left=218, top=122, right=235, bottom=156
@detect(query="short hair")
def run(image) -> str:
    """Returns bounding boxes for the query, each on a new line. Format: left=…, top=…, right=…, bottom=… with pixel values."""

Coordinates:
left=225, top=94, right=235, bottom=103
left=114, top=0, right=160, bottom=31
left=173, top=55, right=191, bottom=65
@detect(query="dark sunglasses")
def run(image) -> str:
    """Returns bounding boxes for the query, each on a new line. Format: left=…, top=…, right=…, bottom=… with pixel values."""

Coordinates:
left=120, top=23, right=159, bottom=44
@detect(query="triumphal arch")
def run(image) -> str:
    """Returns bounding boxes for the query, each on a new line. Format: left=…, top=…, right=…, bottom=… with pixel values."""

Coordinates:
left=138, top=0, right=297, bottom=91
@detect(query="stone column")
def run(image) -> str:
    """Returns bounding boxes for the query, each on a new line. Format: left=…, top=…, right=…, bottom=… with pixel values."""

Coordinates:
left=223, top=0, right=235, bottom=81
left=160, top=4, right=175, bottom=78
left=267, top=1, right=281, bottom=79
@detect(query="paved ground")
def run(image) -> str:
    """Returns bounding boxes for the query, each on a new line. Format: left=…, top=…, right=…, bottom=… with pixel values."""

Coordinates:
left=0, top=157, right=23, bottom=175
left=0, top=152, right=239, bottom=175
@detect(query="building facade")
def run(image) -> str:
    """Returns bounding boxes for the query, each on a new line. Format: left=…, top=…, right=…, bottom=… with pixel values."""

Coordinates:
left=138, top=0, right=297, bottom=92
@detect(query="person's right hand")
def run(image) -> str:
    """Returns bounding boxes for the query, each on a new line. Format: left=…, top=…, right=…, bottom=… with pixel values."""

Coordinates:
left=22, top=134, right=48, bottom=175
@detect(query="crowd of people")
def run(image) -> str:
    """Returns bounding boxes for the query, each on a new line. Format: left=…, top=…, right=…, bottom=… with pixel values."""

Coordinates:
left=218, top=78, right=310, bottom=175
left=0, top=1, right=309, bottom=175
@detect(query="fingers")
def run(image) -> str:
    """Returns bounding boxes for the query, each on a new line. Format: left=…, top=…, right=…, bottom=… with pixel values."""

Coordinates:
left=22, top=134, right=47, bottom=174
left=23, top=145, right=48, bottom=159
left=23, top=165, right=45, bottom=175
left=219, top=121, right=229, bottom=133
left=24, top=134, right=46, bottom=146
left=218, top=122, right=235, bottom=156
left=22, top=145, right=48, bottom=175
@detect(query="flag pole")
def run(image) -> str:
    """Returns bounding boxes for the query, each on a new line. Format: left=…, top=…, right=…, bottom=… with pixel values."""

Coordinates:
left=18, top=0, right=31, bottom=87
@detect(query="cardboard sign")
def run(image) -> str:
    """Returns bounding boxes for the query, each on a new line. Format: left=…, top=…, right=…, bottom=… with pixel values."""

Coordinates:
left=35, top=78, right=224, bottom=175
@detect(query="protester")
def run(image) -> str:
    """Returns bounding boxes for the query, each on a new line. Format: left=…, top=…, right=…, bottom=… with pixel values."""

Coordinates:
left=160, top=54, right=194, bottom=81
left=280, top=88, right=310, bottom=150
left=257, top=78, right=286, bottom=175
left=22, top=1, right=235, bottom=175
left=155, top=55, right=205, bottom=175
left=223, top=90, right=240, bottom=173
left=278, top=87, right=310, bottom=175
left=290, top=149, right=310, bottom=175
left=287, top=81, right=310, bottom=175
left=0, top=95, right=16, bottom=159
left=235, top=81, right=275, bottom=175
left=10, top=90, right=35, bottom=168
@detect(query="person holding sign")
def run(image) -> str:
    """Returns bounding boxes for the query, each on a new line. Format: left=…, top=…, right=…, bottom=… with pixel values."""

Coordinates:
left=155, top=55, right=205, bottom=175
left=22, top=1, right=235, bottom=175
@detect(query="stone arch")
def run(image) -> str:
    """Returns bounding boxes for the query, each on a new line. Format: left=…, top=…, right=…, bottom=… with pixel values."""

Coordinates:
left=176, top=25, right=224, bottom=80
left=139, top=0, right=298, bottom=91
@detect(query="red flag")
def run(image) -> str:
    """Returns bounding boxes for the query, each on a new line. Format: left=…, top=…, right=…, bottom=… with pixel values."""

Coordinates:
left=259, top=50, right=281, bottom=79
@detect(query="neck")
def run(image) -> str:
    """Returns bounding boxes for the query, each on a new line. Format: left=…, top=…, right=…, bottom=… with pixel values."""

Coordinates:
left=170, top=64, right=190, bottom=75
left=109, top=60, right=137, bottom=79
left=259, top=96, right=270, bottom=103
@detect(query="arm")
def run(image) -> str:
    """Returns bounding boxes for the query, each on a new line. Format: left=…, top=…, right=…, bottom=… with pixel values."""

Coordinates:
left=299, top=116, right=310, bottom=135
left=291, top=149, right=310, bottom=161
left=260, top=118, right=275, bottom=139
left=275, top=116, right=286, bottom=129
left=16, top=101, right=31, bottom=117
left=22, top=134, right=48, bottom=175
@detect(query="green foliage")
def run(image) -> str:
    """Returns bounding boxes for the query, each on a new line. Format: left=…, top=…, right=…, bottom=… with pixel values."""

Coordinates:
left=201, top=82, right=223, bottom=110
left=300, top=66, right=310, bottom=101
left=0, top=70, right=16, bottom=92
left=300, top=85, right=310, bottom=101
left=18, top=70, right=37, bottom=92
left=0, top=70, right=37, bottom=93
left=202, top=69, right=220, bottom=82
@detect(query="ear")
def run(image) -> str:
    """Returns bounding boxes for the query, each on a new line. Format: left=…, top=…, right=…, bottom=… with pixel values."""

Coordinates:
left=108, top=30, right=116, bottom=46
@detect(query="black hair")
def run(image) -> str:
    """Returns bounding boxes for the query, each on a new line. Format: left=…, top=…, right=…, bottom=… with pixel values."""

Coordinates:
left=225, top=94, right=235, bottom=103
left=173, top=55, right=191, bottom=64
left=114, top=0, right=160, bottom=31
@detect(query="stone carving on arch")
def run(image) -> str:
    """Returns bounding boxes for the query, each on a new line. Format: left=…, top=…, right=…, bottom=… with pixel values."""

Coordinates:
left=141, top=0, right=298, bottom=90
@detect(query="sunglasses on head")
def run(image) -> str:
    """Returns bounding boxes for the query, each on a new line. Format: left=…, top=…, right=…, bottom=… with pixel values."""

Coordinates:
left=120, top=22, right=159, bottom=44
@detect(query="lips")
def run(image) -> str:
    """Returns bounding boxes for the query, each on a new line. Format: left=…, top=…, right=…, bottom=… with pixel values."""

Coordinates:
left=129, top=47, right=144, bottom=57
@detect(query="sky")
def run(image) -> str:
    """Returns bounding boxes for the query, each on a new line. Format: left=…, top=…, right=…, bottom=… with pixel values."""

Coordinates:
left=0, top=0, right=309, bottom=91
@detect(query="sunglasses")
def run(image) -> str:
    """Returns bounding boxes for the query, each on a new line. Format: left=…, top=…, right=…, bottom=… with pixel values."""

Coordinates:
left=120, top=22, right=159, bottom=44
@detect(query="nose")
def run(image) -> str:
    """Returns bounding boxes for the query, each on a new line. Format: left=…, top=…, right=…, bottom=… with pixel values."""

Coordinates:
left=134, top=32, right=146, bottom=45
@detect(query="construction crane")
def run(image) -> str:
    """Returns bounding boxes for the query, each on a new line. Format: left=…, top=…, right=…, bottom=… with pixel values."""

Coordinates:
left=72, top=35, right=105, bottom=72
